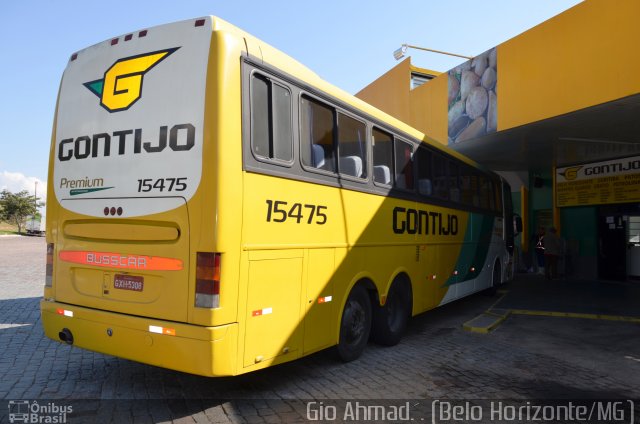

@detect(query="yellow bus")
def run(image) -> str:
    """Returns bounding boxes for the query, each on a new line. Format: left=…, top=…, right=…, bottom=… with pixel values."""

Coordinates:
left=42, top=16, right=519, bottom=376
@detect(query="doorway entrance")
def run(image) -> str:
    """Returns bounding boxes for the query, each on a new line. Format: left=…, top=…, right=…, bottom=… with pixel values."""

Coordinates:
left=627, top=216, right=640, bottom=280
left=597, top=204, right=640, bottom=281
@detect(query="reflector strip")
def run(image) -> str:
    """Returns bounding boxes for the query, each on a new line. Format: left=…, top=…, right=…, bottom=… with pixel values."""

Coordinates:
left=46, top=243, right=54, bottom=288
left=252, top=307, right=273, bottom=317
left=149, top=325, right=176, bottom=336
left=59, top=250, right=183, bottom=271
left=56, top=308, right=73, bottom=317
left=317, top=296, right=333, bottom=304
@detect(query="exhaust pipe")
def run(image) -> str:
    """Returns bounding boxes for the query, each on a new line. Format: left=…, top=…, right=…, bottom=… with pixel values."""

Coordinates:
left=59, top=328, right=74, bottom=345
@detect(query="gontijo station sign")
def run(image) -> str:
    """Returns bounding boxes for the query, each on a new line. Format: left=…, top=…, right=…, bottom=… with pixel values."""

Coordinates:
left=556, top=155, right=640, bottom=207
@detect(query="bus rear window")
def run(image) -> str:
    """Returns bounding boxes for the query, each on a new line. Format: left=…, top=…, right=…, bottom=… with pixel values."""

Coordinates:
left=250, top=74, right=292, bottom=163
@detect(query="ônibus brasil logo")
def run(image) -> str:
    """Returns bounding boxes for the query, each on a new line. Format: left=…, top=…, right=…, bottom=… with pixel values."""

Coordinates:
left=83, top=47, right=179, bottom=112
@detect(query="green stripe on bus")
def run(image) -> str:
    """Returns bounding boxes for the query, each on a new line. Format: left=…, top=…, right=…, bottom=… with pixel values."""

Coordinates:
left=443, top=214, right=495, bottom=286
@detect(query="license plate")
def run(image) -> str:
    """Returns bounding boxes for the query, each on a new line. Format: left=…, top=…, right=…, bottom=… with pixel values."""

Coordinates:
left=113, top=274, right=144, bottom=292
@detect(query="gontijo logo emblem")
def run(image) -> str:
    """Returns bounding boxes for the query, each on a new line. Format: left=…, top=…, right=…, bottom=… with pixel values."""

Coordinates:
left=558, top=166, right=583, bottom=181
left=84, top=47, right=179, bottom=112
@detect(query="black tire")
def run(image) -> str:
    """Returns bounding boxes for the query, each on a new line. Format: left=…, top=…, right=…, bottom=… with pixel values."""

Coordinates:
left=486, top=259, right=501, bottom=296
left=371, top=279, right=411, bottom=346
left=336, top=285, right=372, bottom=362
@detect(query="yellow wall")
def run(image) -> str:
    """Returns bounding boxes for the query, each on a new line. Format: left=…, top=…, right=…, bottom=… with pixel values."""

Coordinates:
left=356, top=59, right=448, bottom=143
left=356, top=58, right=411, bottom=125
left=498, top=0, right=640, bottom=130
left=409, top=73, right=448, bottom=143
left=357, top=0, right=640, bottom=140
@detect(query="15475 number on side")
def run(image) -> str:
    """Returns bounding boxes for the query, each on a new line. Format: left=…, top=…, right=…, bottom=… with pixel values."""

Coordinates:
left=265, top=200, right=327, bottom=225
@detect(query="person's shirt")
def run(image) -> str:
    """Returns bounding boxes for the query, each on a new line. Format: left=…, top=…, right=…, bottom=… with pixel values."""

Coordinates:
left=544, top=233, right=562, bottom=256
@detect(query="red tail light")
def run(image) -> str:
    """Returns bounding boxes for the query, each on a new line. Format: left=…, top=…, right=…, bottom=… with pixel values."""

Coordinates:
left=45, top=243, right=54, bottom=287
left=195, top=252, right=220, bottom=308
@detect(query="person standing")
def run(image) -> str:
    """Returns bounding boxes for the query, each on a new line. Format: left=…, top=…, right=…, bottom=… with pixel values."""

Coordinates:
left=531, top=227, right=545, bottom=275
left=543, top=227, right=562, bottom=279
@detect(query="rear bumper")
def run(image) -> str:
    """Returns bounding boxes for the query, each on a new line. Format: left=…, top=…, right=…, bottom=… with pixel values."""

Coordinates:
left=41, top=300, right=238, bottom=377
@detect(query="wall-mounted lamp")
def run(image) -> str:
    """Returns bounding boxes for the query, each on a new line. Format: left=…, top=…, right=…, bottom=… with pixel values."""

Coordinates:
left=393, top=43, right=473, bottom=61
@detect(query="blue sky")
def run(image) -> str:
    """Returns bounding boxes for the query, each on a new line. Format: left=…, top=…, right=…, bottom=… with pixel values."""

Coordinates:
left=0, top=0, right=582, bottom=197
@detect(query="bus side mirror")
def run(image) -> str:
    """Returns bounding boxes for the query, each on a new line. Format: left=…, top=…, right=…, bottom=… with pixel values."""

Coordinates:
left=513, top=214, right=523, bottom=235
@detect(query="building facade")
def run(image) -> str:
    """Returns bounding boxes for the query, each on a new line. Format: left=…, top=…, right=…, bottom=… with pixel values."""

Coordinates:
left=356, top=0, right=640, bottom=280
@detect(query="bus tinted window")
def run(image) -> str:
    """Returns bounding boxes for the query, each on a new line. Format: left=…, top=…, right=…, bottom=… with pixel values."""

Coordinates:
left=301, top=96, right=335, bottom=172
left=494, top=180, right=503, bottom=212
left=460, top=165, right=479, bottom=207
left=416, top=146, right=433, bottom=196
left=251, top=75, right=269, bottom=158
left=337, top=113, right=367, bottom=178
left=394, top=139, right=414, bottom=190
left=479, top=175, right=493, bottom=210
left=372, top=128, right=392, bottom=186
left=250, top=74, right=292, bottom=162
left=273, top=84, right=292, bottom=160
left=449, top=161, right=460, bottom=203
left=432, top=153, right=448, bottom=200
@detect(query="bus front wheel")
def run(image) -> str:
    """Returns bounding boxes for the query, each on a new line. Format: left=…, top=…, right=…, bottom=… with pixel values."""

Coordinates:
left=371, top=278, right=411, bottom=346
left=486, top=259, right=501, bottom=296
left=336, top=285, right=372, bottom=362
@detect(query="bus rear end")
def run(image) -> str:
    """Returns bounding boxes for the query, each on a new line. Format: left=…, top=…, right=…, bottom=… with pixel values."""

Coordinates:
left=41, top=17, right=238, bottom=376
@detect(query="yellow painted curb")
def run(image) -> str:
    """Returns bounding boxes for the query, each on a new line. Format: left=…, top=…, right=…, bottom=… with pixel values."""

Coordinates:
left=463, top=312, right=510, bottom=334
left=462, top=291, right=510, bottom=333
left=509, top=309, right=640, bottom=323
left=462, top=290, right=640, bottom=334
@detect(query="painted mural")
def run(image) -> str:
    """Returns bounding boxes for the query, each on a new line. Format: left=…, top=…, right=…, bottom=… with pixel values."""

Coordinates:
left=447, top=47, right=497, bottom=144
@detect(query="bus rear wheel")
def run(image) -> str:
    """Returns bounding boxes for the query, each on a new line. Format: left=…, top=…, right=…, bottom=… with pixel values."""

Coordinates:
left=336, top=285, right=372, bottom=362
left=371, top=279, right=411, bottom=346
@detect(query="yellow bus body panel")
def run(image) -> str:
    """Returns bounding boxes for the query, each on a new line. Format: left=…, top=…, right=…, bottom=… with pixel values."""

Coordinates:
left=41, top=300, right=238, bottom=377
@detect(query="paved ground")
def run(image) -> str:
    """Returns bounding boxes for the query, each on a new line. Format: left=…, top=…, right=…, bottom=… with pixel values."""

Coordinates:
left=1, top=236, right=639, bottom=423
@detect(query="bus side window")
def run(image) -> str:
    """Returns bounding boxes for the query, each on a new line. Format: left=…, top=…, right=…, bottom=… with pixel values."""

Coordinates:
left=394, top=139, right=414, bottom=191
left=494, top=180, right=503, bottom=212
left=432, top=153, right=448, bottom=200
left=460, top=165, right=478, bottom=207
left=250, top=74, right=292, bottom=162
left=479, top=175, right=492, bottom=210
left=448, top=160, right=460, bottom=203
left=337, top=112, right=367, bottom=179
left=372, top=127, right=392, bottom=186
left=300, top=95, right=336, bottom=172
left=416, top=146, right=433, bottom=196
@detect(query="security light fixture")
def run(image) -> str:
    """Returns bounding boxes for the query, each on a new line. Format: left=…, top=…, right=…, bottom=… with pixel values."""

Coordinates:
left=393, top=44, right=473, bottom=61
left=393, top=44, right=408, bottom=60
